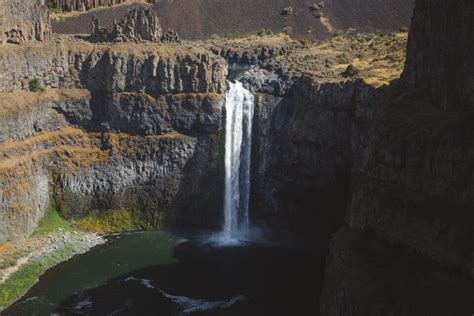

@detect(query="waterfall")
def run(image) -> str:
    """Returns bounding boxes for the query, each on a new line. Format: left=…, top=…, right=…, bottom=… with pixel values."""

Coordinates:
left=222, top=81, right=255, bottom=242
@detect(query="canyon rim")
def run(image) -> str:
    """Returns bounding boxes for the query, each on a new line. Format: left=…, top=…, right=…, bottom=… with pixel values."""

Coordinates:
left=0, top=0, right=473, bottom=315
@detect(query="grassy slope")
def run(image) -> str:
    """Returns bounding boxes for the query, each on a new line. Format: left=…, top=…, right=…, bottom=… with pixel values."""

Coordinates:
left=0, top=207, right=91, bottom=308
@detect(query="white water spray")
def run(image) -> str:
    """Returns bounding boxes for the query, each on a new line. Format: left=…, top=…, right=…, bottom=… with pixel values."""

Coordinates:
left=222, top=81, right=255, bottom=243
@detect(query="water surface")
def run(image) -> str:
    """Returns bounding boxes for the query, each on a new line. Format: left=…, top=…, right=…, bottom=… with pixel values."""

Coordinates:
left=5, top=231, right=322, bottom=315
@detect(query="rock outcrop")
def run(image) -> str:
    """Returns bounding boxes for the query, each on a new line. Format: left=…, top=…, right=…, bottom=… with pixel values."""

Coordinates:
left=402, top=0, right=474, bottom=111
left=0, top=38, right=226, bottom=94
left=320, top=0, right=474, bottom=314
left=235, top=32, right=407, bottom=247
left=91, top=7, right=166, bottom=43
left=0, top=38, right=227, bottom=243
left=51, top=0, right=126, bottom=12
left=51, top=0, right=413, bottom=41
left=0, top=0, right=51, bottom=44
left=249, top=77, right=361, bottom=247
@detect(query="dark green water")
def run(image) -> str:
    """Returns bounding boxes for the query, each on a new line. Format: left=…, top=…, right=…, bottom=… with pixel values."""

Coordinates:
left=5, top=231, right=322, bottom=316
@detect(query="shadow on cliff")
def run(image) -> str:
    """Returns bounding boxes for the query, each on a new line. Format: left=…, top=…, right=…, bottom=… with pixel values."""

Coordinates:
left=249, top=76, right=360, bottom=250
left=53, top=241, right=322, bottom=316
left=165, top=134, right=224, bottom=232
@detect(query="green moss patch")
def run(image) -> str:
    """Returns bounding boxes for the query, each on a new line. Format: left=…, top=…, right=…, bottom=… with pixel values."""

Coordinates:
left=73, top=209, right=164, bottom=234
left=32, top=208, right=72, bottom=237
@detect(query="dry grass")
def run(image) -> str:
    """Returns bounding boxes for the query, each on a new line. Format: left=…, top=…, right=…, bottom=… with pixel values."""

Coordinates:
left=263, top=31, right=407, bottom=87
left=51, top=0, right=150, bottom=20
left=0, top=34, right=218, bottom=61
left=0, top=127, right=107, bottom=177
left=0, top=89, right=90, bottom=115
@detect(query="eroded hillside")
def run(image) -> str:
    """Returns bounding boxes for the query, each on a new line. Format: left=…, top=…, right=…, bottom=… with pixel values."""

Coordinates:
left=50, top=0, right=413, bottom=40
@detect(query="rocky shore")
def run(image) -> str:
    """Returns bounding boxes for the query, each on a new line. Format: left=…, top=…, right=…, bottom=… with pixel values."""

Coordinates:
left=0, top=227, right=104, bottom=310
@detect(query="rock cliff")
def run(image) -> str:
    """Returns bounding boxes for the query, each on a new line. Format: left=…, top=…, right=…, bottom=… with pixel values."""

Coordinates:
left=320, top=0, right=474, bottom=314
left=241, top=32, right=407, bottom=247
left=0, top=38, right=227, bottom=243
left=402, top=0, right=474, bottom=111
left=90, top=7, right=164, bottom=43
left=250, top=77, right=357, bottom=247
left=51, top=0, right=126, bottom=12
left=0, top=0, right=51, bottom=44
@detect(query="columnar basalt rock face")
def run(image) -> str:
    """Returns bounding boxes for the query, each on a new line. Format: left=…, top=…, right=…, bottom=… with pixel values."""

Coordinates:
left=249, top=75, right=370, bottom=246
left=52, top=0, right=126, bottom=12
left=0, top=40, right=227, bottom=243
left=320, top=0, right=474, bottom=314
left=0, top=39, right=227, bottom=94
left=0, top=0, right=52, bottom=44
left=402, top=0, right=474, bottom=111
left=91, top=7, right=164, bottom=43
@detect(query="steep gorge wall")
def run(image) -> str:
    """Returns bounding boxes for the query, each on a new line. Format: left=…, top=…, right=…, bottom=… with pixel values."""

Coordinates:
left=250, top=76, right=364, bottom=247
left=0, top=0, right=51, bottom=44
left=0, top=40, right=228, bottom=243
left=402, top=0, right=474, bottom=111
left=320, top=0, right=474, bottom=314
left=0, top=40, right=226, bottom=94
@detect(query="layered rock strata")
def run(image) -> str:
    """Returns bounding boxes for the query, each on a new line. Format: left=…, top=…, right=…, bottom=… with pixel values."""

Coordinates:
left=0, top=37, right=226, bottom=93
left=0, top=38, right=227, bottom=243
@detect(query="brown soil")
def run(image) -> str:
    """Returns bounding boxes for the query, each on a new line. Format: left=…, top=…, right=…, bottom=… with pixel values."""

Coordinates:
left=52, top=0, right=413, bottom=40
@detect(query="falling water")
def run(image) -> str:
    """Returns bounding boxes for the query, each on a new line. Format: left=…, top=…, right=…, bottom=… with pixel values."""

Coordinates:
left=222, top=81, right=255, bottom=243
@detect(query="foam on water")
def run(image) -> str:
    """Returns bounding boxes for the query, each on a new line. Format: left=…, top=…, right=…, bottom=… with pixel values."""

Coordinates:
left=123, top=276, right=245, bottom=314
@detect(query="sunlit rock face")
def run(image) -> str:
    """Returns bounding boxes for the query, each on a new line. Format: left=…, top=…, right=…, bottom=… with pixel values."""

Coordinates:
left=0, top=0, right=52, bottom=44
left=52, top=0, right=126, bottom=12
left=0, top=40, right=228, bottom=243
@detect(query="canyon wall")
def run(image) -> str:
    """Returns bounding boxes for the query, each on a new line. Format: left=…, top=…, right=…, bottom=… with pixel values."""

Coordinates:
left=250, top=76, right=362, bottom=246
left=51, top=0, right=127, bottom=12
left=0, top=0, right=51, bottom=44
left=0, top=39, right=227, bottom=243
left=320, top=0, right=474, bottom=314
left=402, top=0, right=474, bottom=111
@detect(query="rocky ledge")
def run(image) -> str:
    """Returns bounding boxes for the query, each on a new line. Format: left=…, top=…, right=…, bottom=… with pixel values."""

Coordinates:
left=0, top=38, right=228, bottom=243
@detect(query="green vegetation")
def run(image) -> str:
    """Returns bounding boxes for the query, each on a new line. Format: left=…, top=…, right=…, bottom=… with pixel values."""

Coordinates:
left=0, top=194, right=164, bottom=308
left=28, top=78, right=45, bottom=93
left=45, top=0, right=61, bottom=13
left=0, top=241, right=84, bottom=308
left=0, top=236, right=85, bottom=307
left=32, top=208, right=72, bottom=237
left=46, top=0, right=54, bottom=9
left=0, top=258, right=17, bottom=270
left=73, top=209, right=163, bottom=234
